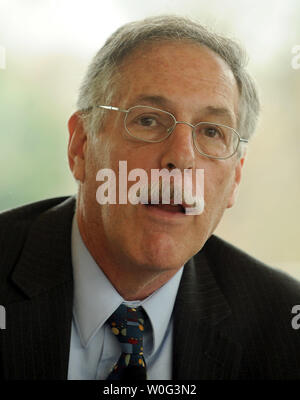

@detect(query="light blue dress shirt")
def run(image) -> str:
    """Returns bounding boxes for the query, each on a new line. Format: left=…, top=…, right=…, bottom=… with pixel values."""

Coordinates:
left=67, top=216, right=183, bottom=380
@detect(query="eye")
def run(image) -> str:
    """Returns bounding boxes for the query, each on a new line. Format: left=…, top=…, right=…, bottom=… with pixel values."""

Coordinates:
left=203, top=126, right=223, bottom=139
left=135, top=115, right=158, bottom=127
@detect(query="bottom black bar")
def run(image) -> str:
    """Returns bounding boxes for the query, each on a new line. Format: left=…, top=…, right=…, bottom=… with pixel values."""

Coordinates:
left=0, top=380, right=295, bottom=398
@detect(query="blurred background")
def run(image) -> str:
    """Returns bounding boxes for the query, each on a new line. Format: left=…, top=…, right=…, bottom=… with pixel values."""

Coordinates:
left=0, top=0, right=299, bottom=279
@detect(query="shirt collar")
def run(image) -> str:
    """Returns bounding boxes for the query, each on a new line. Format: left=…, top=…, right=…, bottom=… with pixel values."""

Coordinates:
left=71, top=216, right=183, bottom=354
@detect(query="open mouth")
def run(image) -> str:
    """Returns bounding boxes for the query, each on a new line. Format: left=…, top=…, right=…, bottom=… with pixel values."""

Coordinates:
left=145, top=203, right=185, bottom=214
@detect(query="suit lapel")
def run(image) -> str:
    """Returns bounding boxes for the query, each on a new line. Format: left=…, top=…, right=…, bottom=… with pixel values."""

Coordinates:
left=2, top=197, right=75, bottom=379
left=173, top=253, right=243, bottom=379
left=2, top=196, right=242, bottom=379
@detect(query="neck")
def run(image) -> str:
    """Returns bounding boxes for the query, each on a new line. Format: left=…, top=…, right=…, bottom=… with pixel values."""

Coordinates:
left=76, top=212, right=178, bottom=301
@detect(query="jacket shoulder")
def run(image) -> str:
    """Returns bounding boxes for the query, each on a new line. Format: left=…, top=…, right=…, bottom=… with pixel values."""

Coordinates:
left=204, top=235, right=300, bottom=296
left=0, top=197, right=70, bottom=225
left=0, top=197, right=72, bottom=289
left=200, top=235, right=300, bottom=378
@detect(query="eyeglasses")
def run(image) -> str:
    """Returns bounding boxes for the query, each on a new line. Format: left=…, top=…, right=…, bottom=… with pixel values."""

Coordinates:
left=94, top=105, right=248, bottom=160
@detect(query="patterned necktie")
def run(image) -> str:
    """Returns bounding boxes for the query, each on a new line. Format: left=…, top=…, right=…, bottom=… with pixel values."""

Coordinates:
left=106, top=304, right=147, bottom=380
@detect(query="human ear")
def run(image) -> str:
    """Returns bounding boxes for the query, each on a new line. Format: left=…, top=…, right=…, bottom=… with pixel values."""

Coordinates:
left=67, top=112, right=87, bottom=182
left=226, top=154, right=246, bottom=209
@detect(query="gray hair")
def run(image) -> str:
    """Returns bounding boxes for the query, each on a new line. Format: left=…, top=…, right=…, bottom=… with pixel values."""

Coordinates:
left=77, top=15, right=260, bottom=150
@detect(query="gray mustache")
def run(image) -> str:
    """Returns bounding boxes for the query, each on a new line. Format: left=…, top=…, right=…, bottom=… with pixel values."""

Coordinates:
left=133, top=179, right=204, bottom=214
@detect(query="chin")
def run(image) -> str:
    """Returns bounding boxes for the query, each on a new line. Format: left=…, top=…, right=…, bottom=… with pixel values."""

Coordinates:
left=137, top=232, right=192, bottom=272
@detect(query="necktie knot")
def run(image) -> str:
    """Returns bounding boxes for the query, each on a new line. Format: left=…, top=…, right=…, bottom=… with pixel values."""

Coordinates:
left=107, top=304, right=147, bottom=380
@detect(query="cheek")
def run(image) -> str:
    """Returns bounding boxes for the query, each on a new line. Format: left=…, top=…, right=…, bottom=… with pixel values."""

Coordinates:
left=92, top=135, right=114, bottom=166
left=203, top=166, right=236, bottom=211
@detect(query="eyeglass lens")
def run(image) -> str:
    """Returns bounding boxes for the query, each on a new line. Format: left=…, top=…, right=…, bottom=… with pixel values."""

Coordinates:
left=125, top=106, right=239, bottom=158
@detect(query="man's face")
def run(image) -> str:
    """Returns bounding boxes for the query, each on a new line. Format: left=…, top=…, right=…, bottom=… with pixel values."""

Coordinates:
left=69, top=41, right=243, bottom=274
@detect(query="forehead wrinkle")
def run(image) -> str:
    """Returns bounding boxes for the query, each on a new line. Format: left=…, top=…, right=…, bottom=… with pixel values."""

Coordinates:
left=116, top=45, right=239, bottom=125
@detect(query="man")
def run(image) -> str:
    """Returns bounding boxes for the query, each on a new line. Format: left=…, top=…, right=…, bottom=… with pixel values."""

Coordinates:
left=0, top=15, right=300, bottom=380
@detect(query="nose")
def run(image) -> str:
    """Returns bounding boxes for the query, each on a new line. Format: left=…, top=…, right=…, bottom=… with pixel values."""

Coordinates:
left=160, top=122, right=196, bottom=171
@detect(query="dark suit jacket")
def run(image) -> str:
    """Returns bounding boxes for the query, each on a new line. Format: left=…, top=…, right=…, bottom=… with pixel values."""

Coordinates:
left=0, top=196, right=300, bottom=380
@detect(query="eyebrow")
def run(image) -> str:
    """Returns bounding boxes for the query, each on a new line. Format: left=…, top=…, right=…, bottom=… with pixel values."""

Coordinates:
left=203, top=106, right=236, bottom=125
left=131, top=95, right=236, bottom=126
left=133, top=95, right=171, bottom=109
